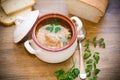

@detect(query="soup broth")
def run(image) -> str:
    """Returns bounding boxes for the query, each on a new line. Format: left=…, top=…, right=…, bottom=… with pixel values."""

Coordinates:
left=36, top=18, right=72, bottom=49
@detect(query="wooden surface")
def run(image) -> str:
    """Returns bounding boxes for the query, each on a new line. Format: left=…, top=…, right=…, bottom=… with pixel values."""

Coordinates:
left=0, top=0, right=120, bottom=80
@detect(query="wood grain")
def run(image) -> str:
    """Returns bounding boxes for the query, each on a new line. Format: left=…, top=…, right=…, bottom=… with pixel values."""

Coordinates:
left=0, top=0, right=120, bottom=80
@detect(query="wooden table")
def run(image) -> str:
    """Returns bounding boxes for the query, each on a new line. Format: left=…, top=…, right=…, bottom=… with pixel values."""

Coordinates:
left=0, top=0, right=120, bottom=80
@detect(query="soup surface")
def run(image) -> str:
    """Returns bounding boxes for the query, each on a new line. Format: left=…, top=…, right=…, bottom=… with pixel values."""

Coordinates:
left=36, top=18, right=72, bottom=49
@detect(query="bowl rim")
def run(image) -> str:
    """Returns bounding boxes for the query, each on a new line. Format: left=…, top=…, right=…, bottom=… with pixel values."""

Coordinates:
left=32, top=13, right=77, bottom=52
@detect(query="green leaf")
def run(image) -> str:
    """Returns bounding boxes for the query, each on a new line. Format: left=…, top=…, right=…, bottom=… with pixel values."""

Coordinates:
left=66, top=72, right=74, bottom=80
left=50, top=24, right=54, bottom=32
left=83, top=51, right=91, bottom=59
left=93, top=62, right=96, bottom=69
left=86, top=59, right=93, bottom=64
left=87, top=72, right=91, bottom=77
left=46, top=24, right=54, bottom=32
left=84, top=39, right=90, bottom=49
left=99, top=38, right=105, bottom=48
left=54, top=62, right=80, bottom=80
left=54, top=69, right=65, bottom=78
left=94, top=68, right=100, bottom=75
left=72, top=68, right=80, bottom=78
left=93, top=52, right=100, bottom=64
left=93, top=37, right=97, bottom=48
left=55, top=26, right=61, bottom=33
left=99, top=38, right=104, bottom=44
left=58, top=74, right=68, bottom=80
left=101, top=42, right=105, bottom=48
left=85, top=65, right=92, bottom=72
left=90, top=76, right=97, bottom=80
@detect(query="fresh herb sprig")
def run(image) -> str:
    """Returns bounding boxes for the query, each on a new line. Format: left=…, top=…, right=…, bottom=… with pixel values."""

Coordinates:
left=83, top=37, right=105, bottom=80
left=54, top=37, right=105, bottom=80
left=54, top=62, right=80, bottom=80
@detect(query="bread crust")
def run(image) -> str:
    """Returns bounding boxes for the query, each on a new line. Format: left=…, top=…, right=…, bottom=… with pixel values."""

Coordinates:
left=78, top=0, right=108, bottom=15
left=65, top=0, right=108, bottom=23
left=1, top=0, right=36, bottom=15
left=0, top=7, right=32, bottom=26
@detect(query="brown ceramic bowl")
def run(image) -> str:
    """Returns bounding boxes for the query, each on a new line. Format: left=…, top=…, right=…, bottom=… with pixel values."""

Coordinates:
left=32, top=13, right=77, bottom=52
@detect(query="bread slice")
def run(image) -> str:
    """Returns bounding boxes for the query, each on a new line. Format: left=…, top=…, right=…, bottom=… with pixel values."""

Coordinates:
left=1, top=0, right=36, bottom=15
left=65, top=0, right=108, bottom=23
left=0, top=7, right=32, bottom=26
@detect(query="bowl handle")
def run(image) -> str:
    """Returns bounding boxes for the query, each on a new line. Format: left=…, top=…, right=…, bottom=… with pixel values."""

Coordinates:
left=70, top=16, right=83, bottom=32
left=24, top=40, right=36, bottom=54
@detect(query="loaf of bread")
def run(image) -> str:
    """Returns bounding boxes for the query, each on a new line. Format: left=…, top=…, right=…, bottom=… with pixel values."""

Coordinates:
left=0, top=7, right=32, bottom=26
left=1, top=0, right=36, bottom=15
left=65, top=0, right=108, bottom=23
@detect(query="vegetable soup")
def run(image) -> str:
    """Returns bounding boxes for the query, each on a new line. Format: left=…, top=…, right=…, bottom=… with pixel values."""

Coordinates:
left=36, top=18, right=72, bottom=49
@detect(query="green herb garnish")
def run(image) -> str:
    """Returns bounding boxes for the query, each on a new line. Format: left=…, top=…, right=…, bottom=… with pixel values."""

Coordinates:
left=92, top=37, right=106, bottom=48
left=94, top=68, right=100, bottom=75
left=84, top=51, right=91, bottom=59
left=99, top=38, right=105, bottom=48
left=87, top=72, right=91, bottom=77
left=93, top=37, right=97, bottom=48
left=84, top=39, right=90, bottom=49
left=83, top=37, right=106, bottom=80
left=45, top=24, right=54, bottom=32
left=90, top=76, right=97, bottom=80
left=93, top=62, right=96, bottom=69
left=93, top=52, right=100, bottom=64
left=55, top=26, right=61, bottom=33
left=54, top=69, right=65, bottom=78
left=54, top=37, right=105, bottom=80
left=46, top=20, right=61, bottom=33
left=86, top=59, right=93, bottom=64
left=99, top=38, right=104, bottom=44
left=54, top=63, right=80, bottom=80
left=86, top=65, right=92, bottom=72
